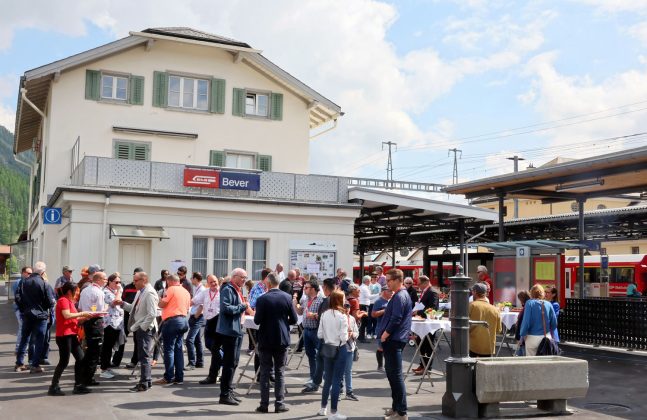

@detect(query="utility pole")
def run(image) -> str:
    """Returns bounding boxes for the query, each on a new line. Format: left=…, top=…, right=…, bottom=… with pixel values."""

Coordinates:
left=382, top=141, right=397, bottom=189
left=448, top=148, right=462, bottom=184
left=506, top=155, right=525, bottom=218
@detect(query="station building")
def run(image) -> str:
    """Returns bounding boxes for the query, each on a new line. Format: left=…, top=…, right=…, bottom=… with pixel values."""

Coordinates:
left=12, top=27, right=360, bottom=281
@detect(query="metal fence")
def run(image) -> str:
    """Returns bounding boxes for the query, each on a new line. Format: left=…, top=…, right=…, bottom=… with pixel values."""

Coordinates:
left=70, top=156, right=350, bottom=204
left=560, top=297, right=647, bottom=350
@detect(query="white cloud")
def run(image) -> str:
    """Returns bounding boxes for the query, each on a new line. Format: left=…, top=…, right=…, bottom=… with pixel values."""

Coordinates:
left=626, top=22, right=647, bottom=46
left=572, top=0, right=647, bottom=14
left=0, top=0, right=553, bottom=175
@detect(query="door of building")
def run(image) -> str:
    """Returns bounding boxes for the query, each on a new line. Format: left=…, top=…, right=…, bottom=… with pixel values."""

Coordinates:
left=118, top=239, right=151, bottom=283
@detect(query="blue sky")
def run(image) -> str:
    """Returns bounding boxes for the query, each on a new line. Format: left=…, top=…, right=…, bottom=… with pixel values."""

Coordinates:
left=1, top=0, right=647, bottom=185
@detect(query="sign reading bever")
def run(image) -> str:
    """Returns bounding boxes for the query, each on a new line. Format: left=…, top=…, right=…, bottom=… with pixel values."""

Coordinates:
left=183, top=167, right=260, bottom=191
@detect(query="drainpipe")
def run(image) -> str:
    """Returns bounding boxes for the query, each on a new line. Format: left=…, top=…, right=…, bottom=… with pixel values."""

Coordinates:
left=101, top=194, right=110, bottom=267
left=20, top=88, right=47, bottom=241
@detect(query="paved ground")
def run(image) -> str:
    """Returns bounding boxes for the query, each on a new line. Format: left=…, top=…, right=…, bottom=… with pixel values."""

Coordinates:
left=0, top=298, right=639, bottom=419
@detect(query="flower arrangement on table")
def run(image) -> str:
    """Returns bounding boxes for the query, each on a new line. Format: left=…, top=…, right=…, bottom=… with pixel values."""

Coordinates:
left=496, top=302, right=513, bottom=312
left=425, top=308, right=444, bottom=320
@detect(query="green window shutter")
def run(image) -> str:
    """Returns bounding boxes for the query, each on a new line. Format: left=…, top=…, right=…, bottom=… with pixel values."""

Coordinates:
left=133, top=143, right=150, bottom=161
left=114, top=142, right=132, bottom=160
left=128, top=75, right=145, bottom=105
left=257, top=155, right=272, bottom=172
left=85, top=70, right=101, bottom=100
left=270, top=92, right=283, bottom=121
left=232, top=88, right=245, bottom=116
left=209, top=150, right=225, bottom=167
left=152, top=71, right=168, bottom=108
left=210, top=78, right=226, bottom=114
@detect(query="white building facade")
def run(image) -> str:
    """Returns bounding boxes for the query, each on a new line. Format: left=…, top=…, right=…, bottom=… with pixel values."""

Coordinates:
left=13, top=28, right=359, bottom=281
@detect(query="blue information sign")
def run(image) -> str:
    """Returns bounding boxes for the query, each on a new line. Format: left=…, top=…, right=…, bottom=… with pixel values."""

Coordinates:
left=43, top=207, right=62, bottom=224
left=601, top=255, right=609, bottom=270
left=220, top=172, right=261, bottom=191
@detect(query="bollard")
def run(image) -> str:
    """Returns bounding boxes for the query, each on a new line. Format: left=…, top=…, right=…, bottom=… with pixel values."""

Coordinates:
left=442, top=265, right=479, bottom=418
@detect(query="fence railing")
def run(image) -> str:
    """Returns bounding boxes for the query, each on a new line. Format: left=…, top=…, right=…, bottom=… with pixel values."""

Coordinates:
left=560, top=297, right=647, bottom=350
left=69, top=156, right=351, bottom=204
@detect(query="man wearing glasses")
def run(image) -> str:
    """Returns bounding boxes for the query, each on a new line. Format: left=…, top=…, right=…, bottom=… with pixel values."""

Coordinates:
left=215, top=268, right=251, bottom=405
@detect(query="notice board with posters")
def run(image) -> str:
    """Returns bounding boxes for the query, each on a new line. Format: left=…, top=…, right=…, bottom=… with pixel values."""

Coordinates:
left=289, top=250, right=336, bottom=279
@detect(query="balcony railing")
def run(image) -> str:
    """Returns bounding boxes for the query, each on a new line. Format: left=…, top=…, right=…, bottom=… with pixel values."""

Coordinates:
left=69, top=156, right=351, bottom=204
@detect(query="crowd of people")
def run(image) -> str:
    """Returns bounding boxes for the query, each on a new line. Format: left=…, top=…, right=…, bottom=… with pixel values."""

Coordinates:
left=12, top=261, right=416, bottom=420
left=12, top=259, right=563, bottom=420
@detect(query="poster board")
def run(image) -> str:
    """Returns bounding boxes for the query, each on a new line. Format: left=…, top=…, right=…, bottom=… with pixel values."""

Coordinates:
left=290, top=250, right=336, bottom=279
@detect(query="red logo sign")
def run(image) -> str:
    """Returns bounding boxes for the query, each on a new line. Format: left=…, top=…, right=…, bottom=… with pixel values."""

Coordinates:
left=183, top=168, right=220, bottom=188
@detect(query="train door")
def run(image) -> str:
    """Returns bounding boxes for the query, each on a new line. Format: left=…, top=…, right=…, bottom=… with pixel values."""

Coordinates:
left=564, top=268, right=572, bottom=299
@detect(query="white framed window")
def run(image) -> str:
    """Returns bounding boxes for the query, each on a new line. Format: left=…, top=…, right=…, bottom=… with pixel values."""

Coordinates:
left=192, top=238, right=267, bottom=280
left=101, top=74, right=128, bottom=101
left=245, top=92, right=269, bottom=117
left=168, top=75, right=209, bottom=110
left=225, top=152, right=255, bottom=169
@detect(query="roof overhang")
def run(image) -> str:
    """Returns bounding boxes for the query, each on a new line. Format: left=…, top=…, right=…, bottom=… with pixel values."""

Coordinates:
left=444, top=146, right=647, bottom=202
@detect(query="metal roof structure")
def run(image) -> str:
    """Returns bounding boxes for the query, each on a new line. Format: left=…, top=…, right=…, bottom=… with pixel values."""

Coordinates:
left=348, top=187, right=498, bottom=251
left=477, top=240, right=588, bottom=251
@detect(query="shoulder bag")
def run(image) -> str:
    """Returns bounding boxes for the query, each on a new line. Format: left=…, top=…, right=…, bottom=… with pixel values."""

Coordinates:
left=320, top=310, right=342, bottom=359
left=536, top=301, right=561, bottom=356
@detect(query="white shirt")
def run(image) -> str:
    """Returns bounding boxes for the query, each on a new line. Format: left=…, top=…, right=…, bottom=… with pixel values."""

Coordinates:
left=194, top=287, right=220, bottom=320
left=278, top=271, right=286, bottom=281
left=190, top=283, right=205, bottom=315
left=359, top=284, right=373, bottom=306
left=317, top=309, right=349, bottom=346
left=78, top=282, right=106, bottom=312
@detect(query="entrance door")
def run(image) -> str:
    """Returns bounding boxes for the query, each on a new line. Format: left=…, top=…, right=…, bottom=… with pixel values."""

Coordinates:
left=118, top=240, right=151, bottom=283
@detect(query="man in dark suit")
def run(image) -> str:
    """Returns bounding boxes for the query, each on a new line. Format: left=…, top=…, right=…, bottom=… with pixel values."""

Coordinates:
left=253, top=273, right=298, bottom=413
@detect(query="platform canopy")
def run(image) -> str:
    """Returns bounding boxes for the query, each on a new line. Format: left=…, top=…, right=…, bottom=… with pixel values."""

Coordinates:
left=444, top=145, right=647, bottom=202
left=348, top=187, right=498, bottom=252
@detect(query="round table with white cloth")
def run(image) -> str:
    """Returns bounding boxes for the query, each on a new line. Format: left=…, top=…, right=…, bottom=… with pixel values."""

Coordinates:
left=410, top=318, right=451, bottom=338
left=500, top=311, right=519, bottom=330
left=243, top=314, right=303, bottom=330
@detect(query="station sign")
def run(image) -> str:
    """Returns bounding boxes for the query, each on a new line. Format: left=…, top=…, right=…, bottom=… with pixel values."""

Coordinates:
left=183, top=167, right=261, bottom=191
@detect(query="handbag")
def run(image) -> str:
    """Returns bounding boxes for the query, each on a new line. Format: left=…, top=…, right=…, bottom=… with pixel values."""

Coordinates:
left=536, top=302, right=561, bottom=356
left=321, top=343, right=340, bottom=359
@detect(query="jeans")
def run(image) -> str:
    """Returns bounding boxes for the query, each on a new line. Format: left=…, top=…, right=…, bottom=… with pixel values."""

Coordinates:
left=52, top=335, right=84, bottom=387
left=215, top=333, right=242, bottom=398
left=303, top=328, right=319, bottom=383
left=321, top=346, right=348, bottom=412
left=43, top=314, right=54, bottom=361
left=14, top=309, right=26, bottom=355
left=16, top=315, right=48, bottom=367
left=367, top=304, right=375, bottom=336
left=161, top=316, right=189, bottom=382
left=185, top=315, right=204, bottom=366
left=101, top=325, right=122, bottom=370
left=343, top=346, right=354, bottom=394
left=383, top=340, right=407, bottom=415
left=135, top=328, right=154, bottom=384
left=258, top=346, right=288, bottom=408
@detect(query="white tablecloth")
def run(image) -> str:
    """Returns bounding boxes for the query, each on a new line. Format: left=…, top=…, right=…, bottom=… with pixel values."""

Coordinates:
left=500, top=311, right=519, bottom=330
left=410, top=319, right=451, bottom=337
left=243, top=314, right=303, bottom=330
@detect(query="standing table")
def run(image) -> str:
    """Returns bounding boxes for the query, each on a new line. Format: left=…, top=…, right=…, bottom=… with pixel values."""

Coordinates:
left=406, top=318, right=451, bottom=394
left=496, top=311, right=519, bottom=356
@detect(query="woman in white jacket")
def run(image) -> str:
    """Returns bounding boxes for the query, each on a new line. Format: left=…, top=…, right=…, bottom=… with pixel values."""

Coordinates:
left=317, top=290, right=349, bottom=420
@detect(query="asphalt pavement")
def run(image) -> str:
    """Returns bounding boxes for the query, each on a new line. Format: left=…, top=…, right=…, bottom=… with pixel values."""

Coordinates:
left=0, top=298, right=640, bottom=419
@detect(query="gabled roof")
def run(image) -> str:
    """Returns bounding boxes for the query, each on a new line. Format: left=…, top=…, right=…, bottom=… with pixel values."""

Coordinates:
left=13, top=27, right=342, bottom=153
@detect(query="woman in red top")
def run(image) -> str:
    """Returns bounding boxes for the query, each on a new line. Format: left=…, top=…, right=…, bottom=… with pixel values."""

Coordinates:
left=48, top=282, right=94, bottom=396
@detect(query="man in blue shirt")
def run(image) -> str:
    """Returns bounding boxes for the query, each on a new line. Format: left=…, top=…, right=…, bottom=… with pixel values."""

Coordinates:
left=371, top=286, right=393, bottom=371
left=378, top=268, right=412, bottom=419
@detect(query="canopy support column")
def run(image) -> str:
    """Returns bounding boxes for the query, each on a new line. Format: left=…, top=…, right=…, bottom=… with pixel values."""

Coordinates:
left=458, top=218, right=465, bottom=270
left=578, top=197, right=586, bottom=299
left=498, top=193, right=505, bottom=241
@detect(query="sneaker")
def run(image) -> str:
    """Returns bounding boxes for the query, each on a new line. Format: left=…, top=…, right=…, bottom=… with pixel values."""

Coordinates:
left=185, top=364, right=195, bottom=371
left=30, top=366, right=44, bottom=374
left=14, top=364, right=29, bottom=372
left=329, top=413, right=347, bottom=420
left=345, top=392, right=359, bottom=401
left=129, top=383, right=149, bottom=392
left=154, top=378, right=171, bottom=385
left=302, top=386, right=319, bottom=393
left=40, top=359, right=51, bottom=365
left=377, top=366, right=385, bottom=372
left=100, top=370, right=115, bottom=379
left=275, top=405, right=289, bottom=413
left=199, top=377, right=217, bottom=385
left=317, top=407, right=327, bottom=416
left=173, top=379, right=184, bottom=385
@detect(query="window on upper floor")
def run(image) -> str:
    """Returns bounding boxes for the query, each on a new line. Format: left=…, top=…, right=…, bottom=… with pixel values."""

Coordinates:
left=113, top=140, right=150, bottom=161
left=168, top=75, right=210, bottom=111
left=85, top=70, right=144, bottom=105
left=233, top=88, right=283, bottom=120
left=153, top=71, right=225, bottom=114
left=209, top=150, right=272, bottom=171
left=101, top=74, right=129, bottom=101
left=245, top=92, right=269, bottom=117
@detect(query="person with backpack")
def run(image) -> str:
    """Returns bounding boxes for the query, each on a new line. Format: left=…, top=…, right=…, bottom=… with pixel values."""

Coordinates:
left=14, top=261, right=54, bottom=373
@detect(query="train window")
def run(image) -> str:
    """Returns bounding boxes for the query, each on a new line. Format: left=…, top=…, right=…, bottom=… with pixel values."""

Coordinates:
left=610, top=267, right=634, bottom=283
left=576, top=268, right=599, bottom=283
